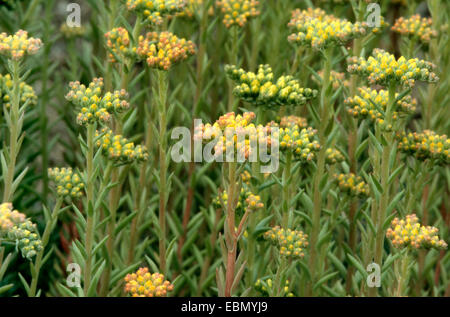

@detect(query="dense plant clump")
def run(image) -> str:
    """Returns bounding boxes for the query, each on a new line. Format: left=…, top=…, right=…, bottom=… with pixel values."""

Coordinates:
left=0, top=0, right=448, bottom=299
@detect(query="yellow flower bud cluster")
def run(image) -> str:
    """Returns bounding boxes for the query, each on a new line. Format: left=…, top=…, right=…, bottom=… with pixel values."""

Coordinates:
left=345, top=87, right=417, bottom=130
left=279, top=115, right=308, bottom=129
left=288, top=9, right=366, bottom=50
left=194, top=112, right=276, bottom=160
left=334, top=173, right=369, bottom=197
left=313, top=70, right=350, bottom=90
left=0, top=73, right=37, bottom=109
left=386, top=214, right=447, bottom=250
left=124, top=268, right=174, bottom=297
left=279, top=126, right=320, bottom=162
left=174, top=0, right=205, bottom=18
left=0, top=202, right=26, bottom=235
left=213, top=185, right=263, bottom=214
left=216, top=0, right=260, bottom=28
left=264, top=226, right=308, bottom=259
left=60, top=23, right=86, bottom=39
left=392, top=15, right=437, bottom=44
left=105, top=28, right=136, bottom=63
left=8, top=219, right=43, bottom=259
left=96, top=128, right=149, bottom=164
left=347, top=49, right=438, bottom=87
left=396, top=130, right=449, bottom=165
left=137, top=31, right=196, bottom=71
left=1, top=203, right=42, bottom=259
left=0, top=30, right=42, bottom=60
left=126, top=0, right=187, bottom=25
left=241, top=170, right=251, bottom=185
left=65, top=78, right=130, bottom=125
left=255, top=278, right=294, bottom=297
left=225, top=64, right=317, bottom=107
left=326, top=148, right=345, bottom=165
left=48, top=167, right=85, bottom=199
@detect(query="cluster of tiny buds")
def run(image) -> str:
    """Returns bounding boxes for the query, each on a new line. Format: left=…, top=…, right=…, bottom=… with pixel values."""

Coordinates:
left=213, top=186, right=263, bottom=214
left=105, top=27, right=135, bottom=63
left=392, top=15, right=437, bottom=44
left=48, top=167, right=85, bottom=199
left=279, top=115, right=308, bottom=129
left=255, top=278, right=294, bottom=297
left=174, top=0, right=210, bottom=19
left=0, top=73, right=37, bottom=109
left=264, top=226, right=309, bottom=259
left=226, top=64, right=317, bottom=107
left=60, top=23, right=86, bottom=39
left=194, top=112, right=276, bottom=160
left=345, top=87, right=417, bottom=131
left=65, top=78, right=130, bottom=125
left=240, top=170, right=251, bottom=185
left=326, top=148, right=345, bottom=165
left=0, top=202, right=26, bottom=235
left=313, top=70, right=350, bottom=90
left=288, top=8, right=366, bottom=50
left=386, top=214, right=447, bottom=250
left=96, top=128, right=149, bottom=164
left=279, top=126, right=320, bottom=162
left=0, top=30, right=42, bottom=60
left=8, top=219, right=43, bottom=259
left=396, top=130, right=449, bottom=165
left=334, top=173, right=369, bottom=197
left=347, top=49, right=438, bottom=87
left=124, top=267, right=174, bottom=297
left=216, top=0, right=260, bottom=28
left=137, top=31, right=196, bottom=71
left=126, top=0, right=187, bottom=25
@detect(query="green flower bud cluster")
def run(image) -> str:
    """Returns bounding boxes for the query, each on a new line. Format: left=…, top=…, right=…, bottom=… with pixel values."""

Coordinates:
left=0, top=73, right=37, bottom=109
left=65, top=78, right=130, bottom=125
left=8, top=219, right=43, bottom=259
left=1, top=202, right=42, bottom=260
left=225, top=64, right=317, bottom=107
left=96, top=128, right=149, bottom=164
left=288, top=8, right=366, bottom=50
left=126, top=0, right=187, bottom=26
left=334, top=173, right=369, bottom=197
left=255, top=278, right=294, bottom=297
left=326, top=148, right=345, bottom=165
left=397, top=130, right=449, bottom=165
left=264, top=226, right=308, bottom=259
left=279, top=126, right=320, bottom=162
left=347, top=49, right=438, bottom=87
left=345, top=87, right=417, bottom=130
left=48, top=167, right=85, bottom=199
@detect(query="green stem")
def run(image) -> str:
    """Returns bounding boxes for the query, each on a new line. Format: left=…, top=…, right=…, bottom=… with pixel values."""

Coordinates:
left=83, top=123, right=96, bottom=295
left=307, top=47, right=332, bottom=296
left=282, top=152, right=292, bottom=228
left=227, top=26, right=239, bottom=112
left=273, top=257, right=287, bottom=297
left=3, top=60, right=21, bottom=203
left=224, top=161, right=237, bottom=297
left=370, top=81, right=397, bottom=296
left=29, top=198, right=63, bottom=297
left=157, top=70, right=169, bottom=275
left=395, top=250, right=410, bottom=296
